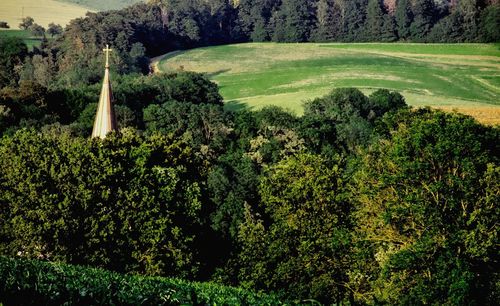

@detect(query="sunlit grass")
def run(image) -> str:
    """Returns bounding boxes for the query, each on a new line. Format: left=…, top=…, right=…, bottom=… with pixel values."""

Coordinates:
left=159, top=42, right=500, bottom=124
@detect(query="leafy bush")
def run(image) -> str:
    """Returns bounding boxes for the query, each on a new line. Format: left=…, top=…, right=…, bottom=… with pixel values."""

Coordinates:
left=0, top=256, right=288, bottom=305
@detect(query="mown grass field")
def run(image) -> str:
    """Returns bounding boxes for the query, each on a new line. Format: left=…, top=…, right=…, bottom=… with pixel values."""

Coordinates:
left=58, top=0, right=143, bottom=11
left=0, top=0, right=92, bottom=28
left=0, top=29, right=45, bottom=50
left=159, top=43, right=500, bottom=124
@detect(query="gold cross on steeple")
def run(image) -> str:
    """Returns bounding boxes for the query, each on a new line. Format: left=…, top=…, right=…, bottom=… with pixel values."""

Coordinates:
left=103, top=44, right=112, bottom=68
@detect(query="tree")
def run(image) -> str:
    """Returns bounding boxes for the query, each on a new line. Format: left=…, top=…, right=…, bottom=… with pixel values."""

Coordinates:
left=395, top=0, right=413, bottom=39
left=47, top=23, right=63, bottom=37
left=352, top=109, right=500, bottom=304
left=0, top=37, right=28, bottom=88
left=410, top=0, right=436, bottom=40
left=480, top=4, right=500, bottom=42
left=237, top=154, right=352, bottom=304
left=342, top=0, right=369, bottom=41
left=19, top=16, right=34, bottom=30
left=0, top=21, right=9, bottom=29
left=368, top=88, right=407, bottom=117
left=366, top=0, right=386, bottom=40
left=29, top=24, right=45, bottom=37
left=313, top=0, right=343, bottom=41
left=272, top=0, right=316, bottom=42
left=457, top=0, right=480, bottom=41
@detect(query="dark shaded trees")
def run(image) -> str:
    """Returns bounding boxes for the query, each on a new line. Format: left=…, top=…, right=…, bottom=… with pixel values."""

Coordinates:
left=313, top=0, right=343, bottom=41
left=366, top=0, right=386, bottom=39
left=0, top=37, right=28, bottom=88
left=395, top=0, right=413, bottom=39
left=272, top=0, right=316, bottom=42
left=410, top=0, right=436, bottom=40
left=18, top=17, right=34, bottom=30
left=237, top=154, right=352, bottom=304
left=480, top=4, right=500, bottom=42
left=47, top=23, right=63, bottom=37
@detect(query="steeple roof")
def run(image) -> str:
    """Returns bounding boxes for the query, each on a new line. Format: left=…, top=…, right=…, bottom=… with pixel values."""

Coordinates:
left=92, top=45, right=118, bottom=139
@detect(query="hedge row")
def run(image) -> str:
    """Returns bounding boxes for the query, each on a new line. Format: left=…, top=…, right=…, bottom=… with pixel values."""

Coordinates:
left=0, top=256, right=288, bottom=305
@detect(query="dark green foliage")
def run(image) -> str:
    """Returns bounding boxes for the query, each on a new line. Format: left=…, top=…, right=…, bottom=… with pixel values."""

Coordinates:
left=0, top=256, right=286, bottom=305
left=369, top=1, right=398, bottom=42
left=272, top=0, right=316, bottom=42
left=395, top=0, right=413, bottom=39
left=237, top=154, right=351, bottom=304
left=352, top=109, right=499, bottom=304
left=0, top=129, right=210, bottom=278
left=0, top=83, right=498, bottom=305
left=150, top=71, right=223, bottom=106
left=238, top=0, right=281, bottom=41
left=410, top=0, right=436, bottom=41
left=480, top=4, right=500, bottom=42
left=143, top=101, right=232, bottom=157
left=0, top=71, right=222, bottom=136
left=303, top=88, right=407, bottom=151
left=312, top=0, right=342, bottom=41
left=368, top=88, right=407, bottom=117
left=342, top=0, right=369, bottom=42
left=366, top=0, right=386, bottom=40
left=428, top=12, right=465, bottom=43
left=29, top=24, right=45, bottom=37
left=0, top=37, right=28, bottom=88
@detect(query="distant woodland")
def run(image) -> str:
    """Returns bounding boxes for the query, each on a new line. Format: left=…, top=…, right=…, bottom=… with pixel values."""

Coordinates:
left=0, top=0, right=499, bottom=305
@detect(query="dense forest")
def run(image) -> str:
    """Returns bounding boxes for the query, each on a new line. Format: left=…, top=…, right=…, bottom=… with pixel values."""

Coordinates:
left=0, top=0, right=499, bottom=305
left=1, top=83, right=499, bottom=304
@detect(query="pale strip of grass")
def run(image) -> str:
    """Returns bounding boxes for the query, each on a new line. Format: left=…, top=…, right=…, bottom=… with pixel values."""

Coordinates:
left=0, top=0, right=92, bottom=28
left=159, top=42, right=500, bottom=123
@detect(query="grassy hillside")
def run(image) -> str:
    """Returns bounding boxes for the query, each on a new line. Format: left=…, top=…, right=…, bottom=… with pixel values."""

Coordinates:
left=159, top=43, right=500, bottom=124
left=0, top=0, right=92, bottom=28
left=0, top=29, right=44, bottom=50
left=57, top=0, right=143, bottom=11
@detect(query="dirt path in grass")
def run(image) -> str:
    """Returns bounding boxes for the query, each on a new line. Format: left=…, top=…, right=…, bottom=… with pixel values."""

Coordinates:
left=149, top=54, right=168, bottom=74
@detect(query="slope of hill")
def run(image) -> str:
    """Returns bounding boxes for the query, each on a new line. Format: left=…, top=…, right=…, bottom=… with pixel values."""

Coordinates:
left=158, top=43, right=500, bottom=124
left=0, top=0, right=92, bottom=28
left=57, top=0, right=143, bottom=11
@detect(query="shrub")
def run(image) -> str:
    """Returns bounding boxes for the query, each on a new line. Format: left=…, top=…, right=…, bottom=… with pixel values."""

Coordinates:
left=0, top=256, right=288, bottom=305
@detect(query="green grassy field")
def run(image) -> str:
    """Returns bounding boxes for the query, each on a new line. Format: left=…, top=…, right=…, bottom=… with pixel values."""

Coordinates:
left=0, top=0, right=92, bottom=28
left=158, top=43, right=500, bottom=124
left=58, top=0, right=143, bottom=11
left=0, top=29, right=45, bottom=50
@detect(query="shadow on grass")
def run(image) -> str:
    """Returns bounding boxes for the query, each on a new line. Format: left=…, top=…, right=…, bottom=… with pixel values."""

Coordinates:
left=224, top=100, right=248, bottom=112
left=206, top=69, right=231, bottom=78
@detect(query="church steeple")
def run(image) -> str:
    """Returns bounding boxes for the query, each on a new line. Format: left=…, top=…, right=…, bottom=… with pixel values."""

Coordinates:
left=92, top=45, right=118, bottom=139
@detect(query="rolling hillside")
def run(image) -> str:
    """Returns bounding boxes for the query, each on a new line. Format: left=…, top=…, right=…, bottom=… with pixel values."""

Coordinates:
left=158, top=43, right=500, bottom=124
left=0, top=0, right=92, bottom=28
left=58, top=0, right=143, bottom=11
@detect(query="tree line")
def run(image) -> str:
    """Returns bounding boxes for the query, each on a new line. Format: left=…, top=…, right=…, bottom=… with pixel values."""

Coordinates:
left=1, top=1, right=499, bottom=89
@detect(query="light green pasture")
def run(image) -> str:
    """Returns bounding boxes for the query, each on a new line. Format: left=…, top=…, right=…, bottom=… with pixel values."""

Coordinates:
left=159, top=43, right=500, bottom=121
